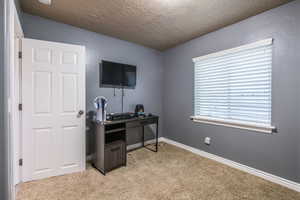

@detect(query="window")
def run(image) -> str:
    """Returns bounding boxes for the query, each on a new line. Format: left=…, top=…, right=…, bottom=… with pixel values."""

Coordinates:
left=192, top=39, right=275, bottom=133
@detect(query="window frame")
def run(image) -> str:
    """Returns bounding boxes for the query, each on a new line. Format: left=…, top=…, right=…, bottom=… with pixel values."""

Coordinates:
left=191, top=39, right=276, bottom=133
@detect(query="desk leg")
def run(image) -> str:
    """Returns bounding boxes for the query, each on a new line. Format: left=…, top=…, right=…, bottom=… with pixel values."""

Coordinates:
left=155, top=121, right=158, bottom=152
left=142, top=125, right=145, bottom=147
left=141, top=120, right=159, bottom=153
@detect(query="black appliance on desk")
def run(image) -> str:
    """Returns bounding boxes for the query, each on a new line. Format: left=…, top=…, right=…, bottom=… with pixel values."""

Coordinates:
left=106, top=104, right=145, bottom=121
left=135, top=104, right=145, bottom=116
left=106, top=112, right=136, bottom=121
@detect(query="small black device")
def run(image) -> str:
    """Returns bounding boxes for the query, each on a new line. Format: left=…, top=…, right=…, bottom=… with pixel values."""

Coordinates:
left=100, top=60, right=136, bottom=89
left=135, top=104, right=144, bottom=115
left=106, top=112, right=136, bottom=121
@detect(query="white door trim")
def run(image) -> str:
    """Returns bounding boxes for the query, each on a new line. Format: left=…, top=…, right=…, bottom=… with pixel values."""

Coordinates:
left=11, top=4, right=24, bottom=186
left=6, top=0, right=24, bottom=200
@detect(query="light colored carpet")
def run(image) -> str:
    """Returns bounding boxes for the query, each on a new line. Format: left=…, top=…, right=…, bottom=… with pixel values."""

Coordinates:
left=17, top=143, right=300, bottom=200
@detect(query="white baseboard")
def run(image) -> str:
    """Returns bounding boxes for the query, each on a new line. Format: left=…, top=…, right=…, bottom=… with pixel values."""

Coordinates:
left=160, top=137, right=300, bottom=193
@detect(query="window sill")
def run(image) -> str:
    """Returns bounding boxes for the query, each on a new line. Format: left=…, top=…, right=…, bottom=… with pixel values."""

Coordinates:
left=190, top=116, right=276, bottom=134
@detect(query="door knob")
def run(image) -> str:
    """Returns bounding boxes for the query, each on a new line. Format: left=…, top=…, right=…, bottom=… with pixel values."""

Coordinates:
left=77, top=110, right=84, bottom=117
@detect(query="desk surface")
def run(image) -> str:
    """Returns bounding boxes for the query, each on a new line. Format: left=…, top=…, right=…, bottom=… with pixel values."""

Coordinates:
left=94, top=115, right=159, bottom=126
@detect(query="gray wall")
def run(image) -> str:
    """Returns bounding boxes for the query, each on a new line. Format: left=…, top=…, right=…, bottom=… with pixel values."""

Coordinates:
left=21, top=13, right=164, bottom=154
left=0, top=0, right=8, bottom=199
left=14, top=0, right=22, bottom=23
left=163, top=0, right=300, bottom=183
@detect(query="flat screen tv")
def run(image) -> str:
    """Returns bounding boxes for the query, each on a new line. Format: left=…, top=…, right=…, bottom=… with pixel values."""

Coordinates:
left=100, top=60, right=136, bottom=89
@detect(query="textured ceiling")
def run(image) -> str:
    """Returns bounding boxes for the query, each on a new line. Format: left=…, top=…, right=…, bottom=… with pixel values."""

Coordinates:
left=21, top=0, right=291, bottom=51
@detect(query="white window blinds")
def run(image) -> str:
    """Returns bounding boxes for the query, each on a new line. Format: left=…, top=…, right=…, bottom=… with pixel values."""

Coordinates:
left=192, top=39, right=274, bottom=132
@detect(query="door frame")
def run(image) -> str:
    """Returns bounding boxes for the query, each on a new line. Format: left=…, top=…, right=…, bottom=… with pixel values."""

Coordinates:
left=6, top=0, right=24, bottom=200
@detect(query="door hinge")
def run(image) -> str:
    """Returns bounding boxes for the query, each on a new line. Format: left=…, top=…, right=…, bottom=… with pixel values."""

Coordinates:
left=18, top=51, right=22, bottom=59
left=19, top=159, right=23, bottom=166
left=18, top=103, right=22, bottom=111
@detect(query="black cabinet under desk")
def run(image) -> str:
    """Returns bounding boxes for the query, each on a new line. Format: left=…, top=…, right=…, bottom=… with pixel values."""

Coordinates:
left=92, top=115, right=159, bottom=175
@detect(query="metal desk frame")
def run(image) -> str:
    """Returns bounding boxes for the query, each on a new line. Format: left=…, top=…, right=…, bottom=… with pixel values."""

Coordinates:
left=141, top=118, right=159, bottom=152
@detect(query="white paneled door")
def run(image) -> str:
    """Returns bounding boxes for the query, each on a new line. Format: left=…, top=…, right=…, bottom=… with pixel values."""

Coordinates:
left=22, top=38, right=86, bottom=182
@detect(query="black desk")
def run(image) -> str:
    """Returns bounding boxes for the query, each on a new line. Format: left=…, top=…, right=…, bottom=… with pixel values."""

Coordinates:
left=93, top=115, right=159, bottom=174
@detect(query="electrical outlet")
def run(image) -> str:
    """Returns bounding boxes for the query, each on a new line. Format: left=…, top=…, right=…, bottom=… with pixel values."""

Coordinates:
left=204, top=137, right=211, bottom=145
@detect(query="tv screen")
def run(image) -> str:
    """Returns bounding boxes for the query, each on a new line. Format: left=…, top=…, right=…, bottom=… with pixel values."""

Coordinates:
left=100, top=60, right=136, bottom=89
left=123, top=65, right=136, bottom=88
left=100, top=60, right=123, bottom=87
